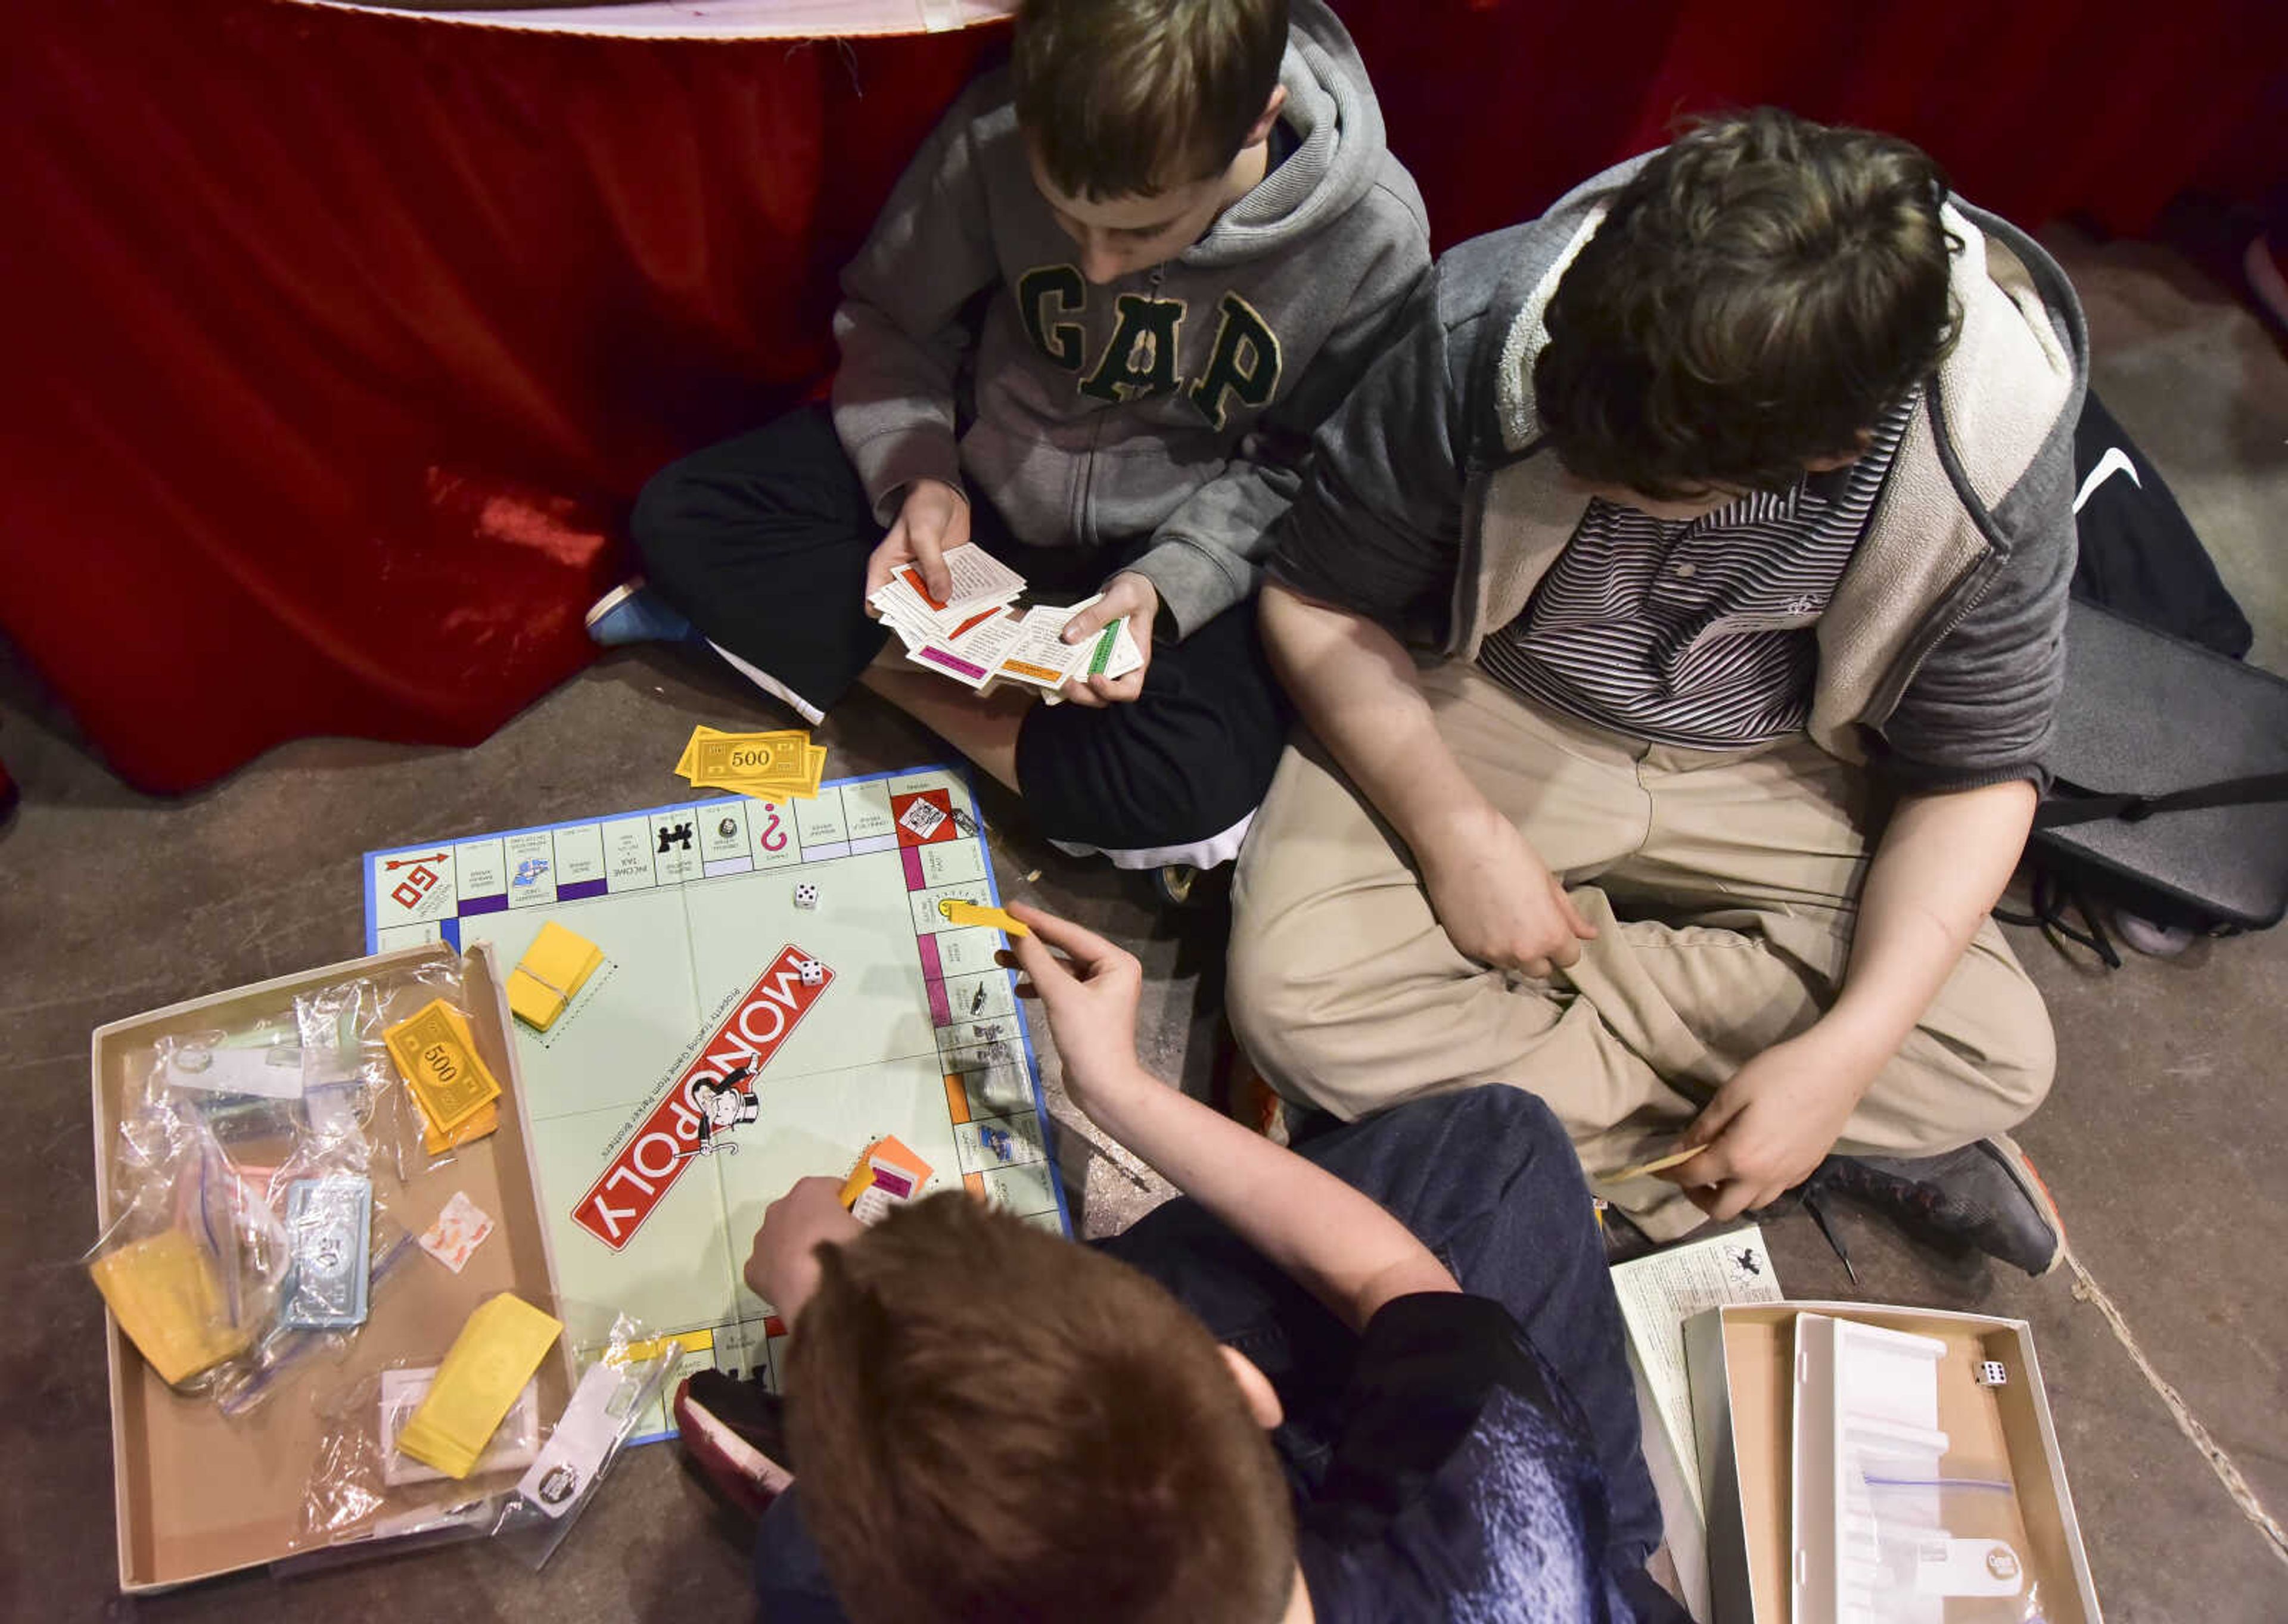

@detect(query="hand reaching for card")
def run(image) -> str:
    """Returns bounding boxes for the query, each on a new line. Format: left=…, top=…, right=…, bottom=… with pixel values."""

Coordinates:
left=865, top=478, right=969, bottom=608
left=744, top=1175, right=863, bottom=1326
left=1058, top=571, right=1157, bottom=707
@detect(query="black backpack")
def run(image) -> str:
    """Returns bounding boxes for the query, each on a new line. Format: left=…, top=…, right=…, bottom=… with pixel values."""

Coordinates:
left=2005, top=392, right=2286, bottom=961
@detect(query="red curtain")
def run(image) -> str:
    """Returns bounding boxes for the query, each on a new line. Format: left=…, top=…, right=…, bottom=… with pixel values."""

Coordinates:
left=2, top=1, right=1006, bottom=793
left=2, top=0, right=2278, bottom=794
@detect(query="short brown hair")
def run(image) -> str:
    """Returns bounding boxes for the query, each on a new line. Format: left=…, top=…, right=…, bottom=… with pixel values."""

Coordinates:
left=1014, top=0, right=1288, bottom=201
left=1534, top=108, right=1960, bottom=500
left=785, top=1193, right=1297, bottom=1624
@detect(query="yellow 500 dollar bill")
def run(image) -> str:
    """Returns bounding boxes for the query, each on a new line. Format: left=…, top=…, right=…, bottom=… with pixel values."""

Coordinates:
left=691, top=734, right=809, bottom=783
left=384, top=998, right=503, bottom=1135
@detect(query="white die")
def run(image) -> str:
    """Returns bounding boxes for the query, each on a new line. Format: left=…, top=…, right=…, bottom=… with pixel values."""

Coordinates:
left=794, top=882, right=819, bottom=910
left=797, top=959, right=825, bottom=987
left=1975, top=1360, right=2009, bottom=1388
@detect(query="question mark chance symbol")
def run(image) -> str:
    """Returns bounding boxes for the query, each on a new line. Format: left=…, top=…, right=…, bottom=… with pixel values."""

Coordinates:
left=758, top=804, right=789, bottom=854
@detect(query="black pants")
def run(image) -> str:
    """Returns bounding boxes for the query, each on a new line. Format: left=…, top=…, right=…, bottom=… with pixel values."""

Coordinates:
left=631, top=407, right=1291, bottom=866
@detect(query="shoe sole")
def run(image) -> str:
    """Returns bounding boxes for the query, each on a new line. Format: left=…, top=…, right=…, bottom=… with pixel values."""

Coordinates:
left=673, top=1380, right=793, bottom=1515
left=1978, top=1133, right=2066, bottom=1276
left=583, top=578, right=645, bottom=632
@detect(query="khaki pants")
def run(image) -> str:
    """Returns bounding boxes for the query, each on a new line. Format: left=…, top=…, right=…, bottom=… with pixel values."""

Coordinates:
left=1227, top=663, right=2055, bottom=1240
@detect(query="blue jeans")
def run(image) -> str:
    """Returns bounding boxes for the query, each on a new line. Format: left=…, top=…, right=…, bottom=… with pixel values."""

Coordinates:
left=753, top=1090, right=1662, bottom=1613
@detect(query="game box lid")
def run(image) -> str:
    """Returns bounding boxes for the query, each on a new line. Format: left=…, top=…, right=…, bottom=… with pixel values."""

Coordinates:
left=89, top=941, right=573, bottom=1593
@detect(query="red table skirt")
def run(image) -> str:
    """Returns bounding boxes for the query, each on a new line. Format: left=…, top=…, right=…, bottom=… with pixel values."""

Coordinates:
left=3, top=0, right=2278, bottom=792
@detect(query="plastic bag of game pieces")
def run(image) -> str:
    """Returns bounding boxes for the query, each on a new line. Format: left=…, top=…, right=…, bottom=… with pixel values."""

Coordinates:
left=208, top=1206, right=418, bottom=1420
left=188, top=1113, right=412, bottom=1416
left=292, top=1357, right=534, bottom=1558
left=489, top=1314, right=687, bottom=1569
left=288, top=1314, right=681, bottom=1572
left=84, top=1066, right=290, bottom=1393
left=297, top=957, right=503, bottom=1183
left=92, top=1029, right=421, bottom=1415
left=1850, top=1460, right=2051, bottom=1621
left=144, top=1020, right=311, bottom=1147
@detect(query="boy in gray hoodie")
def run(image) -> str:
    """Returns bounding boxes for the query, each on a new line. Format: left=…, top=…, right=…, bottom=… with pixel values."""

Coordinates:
left=1231, top=111, right=2084, bottom=1275
left=608, top=0, right=1428, bottom=880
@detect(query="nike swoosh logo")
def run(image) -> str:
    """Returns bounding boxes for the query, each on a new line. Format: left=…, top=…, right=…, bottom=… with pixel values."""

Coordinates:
left=2073, top=445, right=2143, bottom=512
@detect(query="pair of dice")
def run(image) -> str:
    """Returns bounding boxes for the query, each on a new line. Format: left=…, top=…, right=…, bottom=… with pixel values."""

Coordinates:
left=792, top=882, right=826, bottom=984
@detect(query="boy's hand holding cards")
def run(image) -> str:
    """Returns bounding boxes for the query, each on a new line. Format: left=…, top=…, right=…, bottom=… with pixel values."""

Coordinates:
left=867, top=543, right=1143, bottom=701
left=1052, top=571, right=1155, bottom=708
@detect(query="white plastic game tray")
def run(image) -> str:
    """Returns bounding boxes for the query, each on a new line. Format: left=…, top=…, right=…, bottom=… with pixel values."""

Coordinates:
left=1791, top=1314, right=2031, bottom=1624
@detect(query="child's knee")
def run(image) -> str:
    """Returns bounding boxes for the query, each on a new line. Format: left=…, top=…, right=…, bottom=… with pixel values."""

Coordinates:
left=1981, top=998, right=2057, bottom=1121
left=627, top=458, right=706, bottom=570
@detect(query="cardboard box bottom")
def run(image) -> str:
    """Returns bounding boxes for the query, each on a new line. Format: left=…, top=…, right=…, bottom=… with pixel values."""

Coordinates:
left=91, top=942, right=568, bottom=1591
left=1685, top=1302, right=2102, bottom=1624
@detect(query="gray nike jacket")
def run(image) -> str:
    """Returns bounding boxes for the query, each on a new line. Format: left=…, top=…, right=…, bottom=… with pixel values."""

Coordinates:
left=1268, top=154, right=2090, bottom=790
left=829, top=0, right=1429, bottom=639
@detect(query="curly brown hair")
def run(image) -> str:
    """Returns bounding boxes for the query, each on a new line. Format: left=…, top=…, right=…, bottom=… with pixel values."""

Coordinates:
left=785, top=1191, right=1297, bottom=1624
left=1014, top=0, right=1288, bottom=201
left=1533, top=107, right=1960, bottom=500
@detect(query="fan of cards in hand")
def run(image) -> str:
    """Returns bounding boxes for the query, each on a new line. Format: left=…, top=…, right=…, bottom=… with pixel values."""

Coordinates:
left=868, top=543, right=1141, bottom=701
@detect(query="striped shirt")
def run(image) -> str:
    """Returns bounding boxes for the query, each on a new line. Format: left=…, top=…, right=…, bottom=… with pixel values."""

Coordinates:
left=1478, top=396, right=1916, bottom=748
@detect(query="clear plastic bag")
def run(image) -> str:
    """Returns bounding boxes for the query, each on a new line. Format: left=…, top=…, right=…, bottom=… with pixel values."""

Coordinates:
left=291, top=1313, right=681, bottom=1569
left=1851, top=1457, right=2048, bottom=1622
left=210, top=1220, right=418, bottom=1419
left=491, top=1314, right=686, bottom=1569
left=296, top=957, right=496, bottom=1185
left=84, top=1084, right=282, bottom=1392
left=88, top=989, right=422, bottom=1410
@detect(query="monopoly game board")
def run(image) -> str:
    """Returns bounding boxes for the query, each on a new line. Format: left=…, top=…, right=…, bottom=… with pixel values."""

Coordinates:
left=362, top=765, right=1066, bottom=1438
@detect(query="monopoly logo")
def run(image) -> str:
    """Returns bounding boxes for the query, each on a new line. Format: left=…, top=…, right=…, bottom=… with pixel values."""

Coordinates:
left=573, top=945, right=833, bottom=1250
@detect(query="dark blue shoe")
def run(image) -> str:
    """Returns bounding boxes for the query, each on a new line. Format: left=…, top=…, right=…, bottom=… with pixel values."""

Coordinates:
left=585, top=578, right=705, bottom=648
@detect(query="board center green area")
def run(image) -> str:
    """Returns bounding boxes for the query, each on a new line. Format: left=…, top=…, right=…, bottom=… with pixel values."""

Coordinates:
left=362, top=766, right=1068, bottom=1439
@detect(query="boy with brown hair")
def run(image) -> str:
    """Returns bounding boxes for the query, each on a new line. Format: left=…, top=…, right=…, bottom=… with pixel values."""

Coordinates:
left=1230, top=110, right=2086, bottom=1271
left=602, top=0, right=1428, bottom=887
left=676, top=907, right=1681, bottom=1622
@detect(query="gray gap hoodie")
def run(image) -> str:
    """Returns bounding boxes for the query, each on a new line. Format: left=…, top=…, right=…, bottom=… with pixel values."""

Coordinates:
left=830, top=0, right=1429, bottom=639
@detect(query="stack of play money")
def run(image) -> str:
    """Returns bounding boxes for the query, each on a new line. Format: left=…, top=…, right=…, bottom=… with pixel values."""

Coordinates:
left=676, top=725, right=827, bottom=801
left=395, top=1293, right=564, bottom=1479
left=383, top=998, right=505, bottom=1155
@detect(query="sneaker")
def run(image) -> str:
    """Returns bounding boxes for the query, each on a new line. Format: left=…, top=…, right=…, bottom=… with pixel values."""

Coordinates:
left=674, top=1370, right=794, bottom=1517
left=1210, top=1030, right=1294, bottom=1147
left=2113, top=910, right=2197, bottom=959
left=1811, top=1134, right=2064, bottom=1277
left=1154, top=861, right=1234, bottom=911
left=585, top=578, right=704, bottom=649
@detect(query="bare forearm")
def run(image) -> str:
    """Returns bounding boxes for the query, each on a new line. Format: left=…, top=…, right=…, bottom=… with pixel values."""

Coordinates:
left=1081, top=1064, right=1456, bottom=1330
left=1824, top=780, right=2039, bottom=1062
left=1258, top=583, right=1491, bottom=854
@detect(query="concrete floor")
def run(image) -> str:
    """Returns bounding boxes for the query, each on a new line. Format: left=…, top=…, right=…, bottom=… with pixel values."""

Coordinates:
left=5, top=229, right=2284, bottom=1622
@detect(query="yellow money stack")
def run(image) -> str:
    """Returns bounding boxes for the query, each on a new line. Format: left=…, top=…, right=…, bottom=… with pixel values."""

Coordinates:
left=88, top=1230, right=254, bottom=1387
left=506, top=919, right=605, bottom=1031
left=674, top=725, right=826, bottom=802
left=396, top=1293, right=564, bottom=1479
left=384, top=998, right=504, bottom=1149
